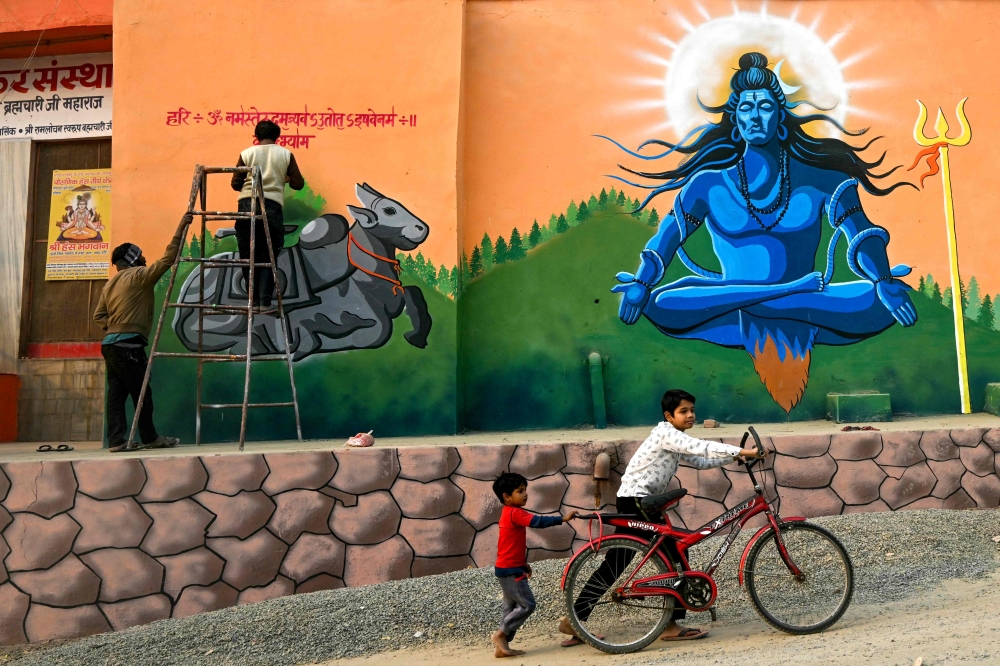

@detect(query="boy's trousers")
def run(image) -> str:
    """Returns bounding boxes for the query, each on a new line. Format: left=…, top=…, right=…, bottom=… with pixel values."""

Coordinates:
left=497, top=573, right=536, bottom=639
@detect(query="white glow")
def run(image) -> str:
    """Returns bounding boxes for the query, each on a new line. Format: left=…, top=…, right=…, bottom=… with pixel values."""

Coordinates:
left=662, top=10, right=852, bottom=137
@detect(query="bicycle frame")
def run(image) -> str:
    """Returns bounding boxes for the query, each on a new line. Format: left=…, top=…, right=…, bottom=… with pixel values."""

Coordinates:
left=563, top=427, right=806, bottom=610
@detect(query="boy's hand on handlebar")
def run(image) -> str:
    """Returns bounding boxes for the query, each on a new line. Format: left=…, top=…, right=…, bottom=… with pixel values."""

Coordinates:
left=562, top=510, right=579, bottom=523
left=736, top=447, right=768, bottom=461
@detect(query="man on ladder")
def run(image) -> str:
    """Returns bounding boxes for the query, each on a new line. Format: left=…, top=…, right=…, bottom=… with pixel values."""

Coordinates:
left=94, top=213, right=192, bottom=452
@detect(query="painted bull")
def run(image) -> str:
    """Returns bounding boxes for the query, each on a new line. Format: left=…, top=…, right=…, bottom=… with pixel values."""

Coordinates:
left=172, top=183, right=432, bottom=361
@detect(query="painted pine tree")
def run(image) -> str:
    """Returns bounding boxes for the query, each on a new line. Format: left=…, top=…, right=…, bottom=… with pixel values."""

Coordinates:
left=494, top=235, right=509, bottom=264
left=528, top=220, right=542, bottom=248
left=481, top=233, right=494, bottom=270
left=978, top=294, right=995, bottom=329
left=508, top=228, right=526, bottom=261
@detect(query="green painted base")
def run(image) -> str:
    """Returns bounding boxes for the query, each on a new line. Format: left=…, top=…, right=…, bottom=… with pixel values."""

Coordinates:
left=985, top=384, right=1000, bottom=416
left=826, top=393, right=892, bottom=423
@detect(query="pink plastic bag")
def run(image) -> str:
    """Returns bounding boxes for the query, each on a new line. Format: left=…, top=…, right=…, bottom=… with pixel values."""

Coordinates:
left=345, top=430, right=374, bottom=447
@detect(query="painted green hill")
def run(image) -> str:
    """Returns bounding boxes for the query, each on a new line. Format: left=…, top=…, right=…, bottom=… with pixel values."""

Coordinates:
left=459, top=206, right=1000, bottom=430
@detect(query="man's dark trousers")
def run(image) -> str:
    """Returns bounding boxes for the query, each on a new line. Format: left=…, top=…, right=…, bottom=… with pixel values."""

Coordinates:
left=102, top=342, right=158, bottom=447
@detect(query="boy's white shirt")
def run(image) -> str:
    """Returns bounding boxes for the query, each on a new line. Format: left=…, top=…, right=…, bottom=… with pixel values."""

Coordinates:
left=617, top=422, right=742, bottom=498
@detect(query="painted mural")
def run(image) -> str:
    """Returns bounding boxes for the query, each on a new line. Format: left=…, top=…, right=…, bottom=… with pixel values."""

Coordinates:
left=607, top=51, right=916, bottom=413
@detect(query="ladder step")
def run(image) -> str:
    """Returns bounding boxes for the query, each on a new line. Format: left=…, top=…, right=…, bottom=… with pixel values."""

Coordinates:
left=200, top=354, right=291, bottom=362
left=180, top=258, right=274, bottom=267
left=194, top=211, right=258, bottom=219
left=202, top=402, right=295, bottom=409
left=154, top=352, right=247, bottom=360
left=201, top=166, right=252, bottom=174
left=166, top=302, right=252, bottom=312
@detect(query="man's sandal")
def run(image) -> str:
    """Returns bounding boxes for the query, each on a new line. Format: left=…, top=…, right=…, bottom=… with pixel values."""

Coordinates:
left=660, top=628, right=709, bottom=641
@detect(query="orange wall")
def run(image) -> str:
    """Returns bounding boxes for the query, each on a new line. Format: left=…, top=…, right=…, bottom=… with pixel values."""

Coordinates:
left=112, top=0, right=464, bottom=267
left=462, top=0, right=1000, bottom=293
left=0, top=0, right=111, bottom=34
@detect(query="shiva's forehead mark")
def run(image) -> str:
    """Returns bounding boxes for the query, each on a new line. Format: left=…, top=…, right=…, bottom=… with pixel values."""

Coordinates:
left=739, top=91, right=774, bottom=103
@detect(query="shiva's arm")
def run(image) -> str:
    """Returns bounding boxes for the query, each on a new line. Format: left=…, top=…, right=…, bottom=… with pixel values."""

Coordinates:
left=612, top=195, right=700, bottom=325
left=830, top=184, right=917, bottom=327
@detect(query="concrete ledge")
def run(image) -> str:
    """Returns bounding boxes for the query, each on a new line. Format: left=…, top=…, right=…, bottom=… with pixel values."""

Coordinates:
left=827, top=392, right=892, bottom=423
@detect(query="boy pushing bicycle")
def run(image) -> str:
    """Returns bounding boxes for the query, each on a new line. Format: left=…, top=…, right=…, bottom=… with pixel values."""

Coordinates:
left=559, top=389, right=766, bottom=645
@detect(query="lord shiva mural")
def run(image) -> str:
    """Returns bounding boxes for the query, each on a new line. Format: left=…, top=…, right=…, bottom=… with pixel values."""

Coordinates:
left=608, top=52, right=916, bottom=412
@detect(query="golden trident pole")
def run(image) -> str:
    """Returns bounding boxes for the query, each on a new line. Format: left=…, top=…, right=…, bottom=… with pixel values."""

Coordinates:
left=913, top=98, right=972, bottom=413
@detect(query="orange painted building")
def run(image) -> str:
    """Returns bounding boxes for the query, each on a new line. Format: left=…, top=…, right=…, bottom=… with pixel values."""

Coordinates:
left=2, top=0, right=1000, bottom=443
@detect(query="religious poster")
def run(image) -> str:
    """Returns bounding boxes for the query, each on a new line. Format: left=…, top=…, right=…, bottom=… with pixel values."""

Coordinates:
left=0, top=52, right=112, bottom=141
left=46, top=169, right=112, bottom=280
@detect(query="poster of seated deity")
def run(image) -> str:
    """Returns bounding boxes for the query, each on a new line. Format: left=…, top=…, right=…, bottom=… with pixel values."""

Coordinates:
left=46, top=169, right=112, bottom=280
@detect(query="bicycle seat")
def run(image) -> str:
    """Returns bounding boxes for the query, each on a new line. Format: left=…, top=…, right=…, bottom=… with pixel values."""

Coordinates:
left=639, top=488, right=687, bottom=513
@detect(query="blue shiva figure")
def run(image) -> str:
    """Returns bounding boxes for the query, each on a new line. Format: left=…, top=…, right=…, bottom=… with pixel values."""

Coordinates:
left=610, top=52, right=916, bottom=412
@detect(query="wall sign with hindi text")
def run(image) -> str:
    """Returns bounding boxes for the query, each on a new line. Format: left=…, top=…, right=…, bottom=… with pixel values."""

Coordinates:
left=46, top=169, right=112, bottom=280
left=0, top=53, right=112, bottom=141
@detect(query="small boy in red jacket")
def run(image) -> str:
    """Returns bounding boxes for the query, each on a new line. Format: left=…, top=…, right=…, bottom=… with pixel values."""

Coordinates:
left=490, top=472, right=578, bottom=658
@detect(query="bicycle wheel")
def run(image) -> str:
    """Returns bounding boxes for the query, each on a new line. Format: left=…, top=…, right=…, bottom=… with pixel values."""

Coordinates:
left=563, top=537, right=673, bottom=654
left=744, top=521, right=853, bottom=634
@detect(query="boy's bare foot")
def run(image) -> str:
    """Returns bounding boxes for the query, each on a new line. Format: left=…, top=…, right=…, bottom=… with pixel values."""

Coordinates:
left=491, top=629, right=525, bottom=658
left=557, top=616, right=575, bottom=636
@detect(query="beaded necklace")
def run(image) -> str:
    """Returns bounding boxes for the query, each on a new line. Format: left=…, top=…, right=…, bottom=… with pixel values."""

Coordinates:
left=736, top=148, right=790, bottom=231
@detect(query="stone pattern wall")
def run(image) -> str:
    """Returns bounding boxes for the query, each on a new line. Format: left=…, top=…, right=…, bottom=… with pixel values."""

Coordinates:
left=16, top=359, right=104, bottom=442
left=1, top=427, right=999, bottom=645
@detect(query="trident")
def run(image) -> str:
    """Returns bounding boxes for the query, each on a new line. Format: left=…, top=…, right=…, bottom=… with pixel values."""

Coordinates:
left=913, top=98, right=972, bottom=413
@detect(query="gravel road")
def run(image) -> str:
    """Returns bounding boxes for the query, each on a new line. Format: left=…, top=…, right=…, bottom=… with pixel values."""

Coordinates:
left=6, top=508, right=1000, bottom=666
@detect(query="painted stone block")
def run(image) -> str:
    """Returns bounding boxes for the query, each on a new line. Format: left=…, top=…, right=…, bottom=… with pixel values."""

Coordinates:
left=843, top=499, right=891, bottom=514
left=830, top=460, right=886, bottom=505
left=262, top=452, right=338, bottom=495
left=266, top=489, right=335, bottom=544
left=2, top=461, right=76, bottom=517
left=399, top=515, right=475, bottom=557
left=509, top=443, right=567, bottom=479
left=296, top=574, right=345, bottom=594
left=343, top=536, right=413, bottom=587
left=986, top=386, right=1000, bottom=417
left=411, top=555, right=475, bottom=578
left=392, top=478, right=464, bottom=519
left=203, top=454, right=269, bottom=495
left=159, top=547, right=225, bottom=600
left=100, top=594, right=172, bottom=630
left=943, top=488, right=977, bottom=510
left=959, top=442, right=996, bottom=477
left=776, top=486, right=844, bottom=518
left=196, top=490, right=276, bottom=539
left=526, top=523, right=575, bottom=551
left=237, top=575, right=295, bottom=605
left=71, top=495, right=152, bottom=553
left=829, top=432, right=883, bottom=461
left=564, top=442, right=617, bottom=475
left=770, top=435, right=831, bottom=457
left=950, top=428, right=988, bottom=447
left=523, top=473, right=569, bottom=514
left=397, top=447, right=460, bottom=482
left=73, top=459, right=145, bottom=499
left=207, top=529, right=288, bottom=590
left=279, top=533, right=346, bottom=583
left=773, top=454, right=837, bottom=489
left=0, top=584, right=28, bottom=644
left=454, top=445, right=515, bottom=481
left=881, top=462, right=937, bottom=510
left=562, top=473, right=602, bottom=510
left=918, top=431, right=960, bottom=461
left=984, top=427, right=1000, bottom=452
left=24, top=604, right=110, bottom=642
left=900, top=496, right=944, bottom=511
left=329, top=490, right=401, bottom=545
left=928, top=458, right=967, bottom=499
left=962, top=472, right=1000, bottom=507
left=137, top=457, right=208, bottom=502
left=140, top=499, right=213, bottom=556
left=876, top=432, right=926, bottom=467
left=3, top=512, right=79, bottom=571
left=172, top=582, right=239, bottom=619
left=451, top=475, right=502, bottom=529
left=10, top=555, right=100, bottom=606
left=81, top=548, right=164, bottom=602
left=329, top=449, right=399, bottom=494
left=674, top=496, right=725, bottom=530
left=470, top=524, right=499, bottom=569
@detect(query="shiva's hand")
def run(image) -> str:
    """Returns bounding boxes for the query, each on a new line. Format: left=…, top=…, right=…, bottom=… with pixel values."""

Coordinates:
left=877, top=279, right=917, bottom=327
left=612, top=273, right=650, bottom=325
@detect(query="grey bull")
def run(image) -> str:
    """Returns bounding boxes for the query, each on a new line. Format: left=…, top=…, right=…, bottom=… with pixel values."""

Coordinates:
left=172, top=183, right=432, bottom=361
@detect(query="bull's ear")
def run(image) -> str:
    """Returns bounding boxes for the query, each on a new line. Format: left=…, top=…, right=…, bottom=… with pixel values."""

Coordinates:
left=355, top=183, right=382, bottom=209
left=347, top=205, right=378, bottom=228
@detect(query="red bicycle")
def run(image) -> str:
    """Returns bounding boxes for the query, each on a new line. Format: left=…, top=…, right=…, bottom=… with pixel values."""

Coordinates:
left=561, top=427, right=853, bottom=654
